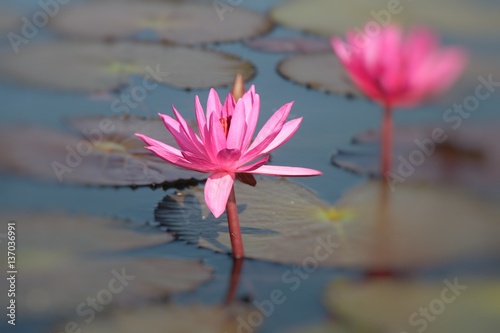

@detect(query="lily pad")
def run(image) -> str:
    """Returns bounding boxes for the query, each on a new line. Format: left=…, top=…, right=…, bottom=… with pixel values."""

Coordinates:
left=331, top=123, right=500, bottom=198
left=0, top=10, right=19, bottom=33
left=155, top=178, right=500, bottom=268
left=270, top=0, right=499, bottom=39
left=0, top=41, right=255, bottom=92
left=0, top=118, right=204, bottom=186
left=54, top=304, right=254, bottom=333
left=50, top=2, right=272, bottom=45
left=324, top=279, right=500, bottom=332
left=287, top=323, right=347, bottom=333
left=0, top=213, right=212, bottom=315
left=278, top=52, right=361, bottom=96
left=244, top=37, right=331, bottom=53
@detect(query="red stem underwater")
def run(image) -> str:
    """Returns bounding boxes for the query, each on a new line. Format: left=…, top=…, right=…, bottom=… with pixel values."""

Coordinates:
left=224, top=258, right=244, bottom=304
left=226, top=186, right=244, bottom=259
left=381, top=105, right=393, bottom=179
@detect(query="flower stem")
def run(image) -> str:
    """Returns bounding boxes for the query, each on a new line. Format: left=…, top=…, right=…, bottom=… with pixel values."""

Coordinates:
left=381, top=104, right=393, bottom=179
left=224, top=258, right=244, bottom=304
left=226, top=185, right=244, bottom=259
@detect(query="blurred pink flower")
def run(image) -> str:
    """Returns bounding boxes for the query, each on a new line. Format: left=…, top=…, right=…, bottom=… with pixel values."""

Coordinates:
left=136, top=86, right=322, bottom=218
left=331, top=24, right=467, bottom=178
left=331, top=25, right=468, bottom=108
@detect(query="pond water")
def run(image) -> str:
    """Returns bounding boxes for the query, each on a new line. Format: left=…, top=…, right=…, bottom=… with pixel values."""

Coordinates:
left=1, top=0, right=499, bottom=332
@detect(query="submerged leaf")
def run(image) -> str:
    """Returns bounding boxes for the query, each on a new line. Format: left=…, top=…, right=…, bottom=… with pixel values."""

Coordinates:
left=0, top=118, right=204, bottom=186
left=324, top=279, right=500, bottom=332
left=278, top=52, right=361, bottom=97
left=0, top=213, right=212, bottom=315
left=155, top=178, right=500, bottom=268
left=332, top=123, right=500, bottom=198
left=50, top=2, right=272, bottom=45
left=0, top=10, right=19, bottom=33
left=271, top=0, right=499, bottom=39
left=59, top=304, right=255, bottom=333
left=0, top=42, right=255, bottom=92
left=244, top=37, right=331, bottom=54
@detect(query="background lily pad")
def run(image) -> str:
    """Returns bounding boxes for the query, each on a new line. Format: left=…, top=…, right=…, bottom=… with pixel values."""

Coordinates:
left=324, top=279, right=500, bottom=332
left=0, top=10, right=19, bottom=33
left=0, top=213, right=212, bottom=315
left=278, top=52, right=361, bottom=97
left=0, top=117, right=204, bottom=186
left=50, top=2, right=272, bottom=45
left=270, top=0, right=499, bottom=39
left=55, top=303, right=255, bottom=333
left=244, top=37, right=331, bottom=54
left=331, top=123, right=500, bottom=198
left=0, top=42, right=255, bottom=92
left=155, top=178, right=500, bottom=268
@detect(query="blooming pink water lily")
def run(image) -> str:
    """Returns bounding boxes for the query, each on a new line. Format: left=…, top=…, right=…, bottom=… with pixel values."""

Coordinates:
left=331, top=24, right=468, bottom=108
left=331, top=24, right=467, bottom=178
left=136, top=86, right=322, bottom=218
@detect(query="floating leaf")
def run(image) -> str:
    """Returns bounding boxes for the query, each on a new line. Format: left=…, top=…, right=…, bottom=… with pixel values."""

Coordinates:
left=278, top=52, right=361, bottom=96
left=244, top=37, right=331, bottom=53
left=0, top=10, right=19, bottom=33
left=55, top=304, right=254, bottom=333
left=0, top=118, right=204, bottom=186
left=155, top=178, right=500, bottom=268
left=0, top=213, right=212, bottom=315
left=287, top=323, right=347, bottom=333
left=270, top=0, right=499, bottom=39
left=0, top=42, right=255, bottom=92
left=332, top=123, right=500, bottom=198
left=50, top=2, right=272, bottom=45
left=9, top=212, right=173, bottom=254
left=324, top=279, right=500, bottom=332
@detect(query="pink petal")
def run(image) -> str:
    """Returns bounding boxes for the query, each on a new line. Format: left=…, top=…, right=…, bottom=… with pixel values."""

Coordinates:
left=206, top=89, right=222, bottom=127
left=222, top=93, right=236, bottom=118
left=182, top=151, right=214, bottom=169
left=247, top=102, right=292, bottom=152
left=194, top=96, right=206, bottom=139
left=237, top=155, right=270, bottom=172
left=146, top=146, right=208, bottom=173
left=405, top=27, right=439, bottom=70
left=208, top=112, right=227, bottom=154
left=261, top=117, right=302, bottom=154
left=216, top=148, right=241, bottom=167
left=424, top=48, right=468, bottom=92
left=204, top=172, right=235, bottom=218
left=226, top=97, right=247, bottom=150
left=331, top=37, right=352, bottom=65
left=172, top=106, right=204, bottom=147
left=241, top=89, right=260, bottom=151
left=135, top=133, right=183, bottom=157
left=158, top=113, right=199, bottom=154
left=248, top=165, right=322, bottom=177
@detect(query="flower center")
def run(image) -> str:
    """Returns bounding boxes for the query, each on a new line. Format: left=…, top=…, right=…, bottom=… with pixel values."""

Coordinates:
left=220, top=116, right=232, bottom=137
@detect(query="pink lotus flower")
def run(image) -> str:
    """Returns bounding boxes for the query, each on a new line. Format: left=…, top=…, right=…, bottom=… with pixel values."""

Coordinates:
left=331, top=24, right=467, bottom=177
left=136, top=85, right=321, bottom=258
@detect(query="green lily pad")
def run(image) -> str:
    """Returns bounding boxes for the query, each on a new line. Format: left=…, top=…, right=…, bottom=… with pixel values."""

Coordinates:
left=0, top=213, right=212, bottom=315
left=50, top=2, right=272, bottom=45
left=54, top=303, right=255, bottom=333
left=0, top=10, right=19, bottom=33
left=324, top=279, right=500, bottom=332
left=270, top=0, right=499, bottom=39
left=244, top=37, right=331, bottom=54
left=287, top=323, right=347, bottom=333
left=278, top=52, right=361, bottom=96
left=155, top=178, right=500, bottom=268
left=331, top=123, right=500, bottom=198
left=0, top=118, right=204, bottom=186
left=0, top=41, right=255, bottom=92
